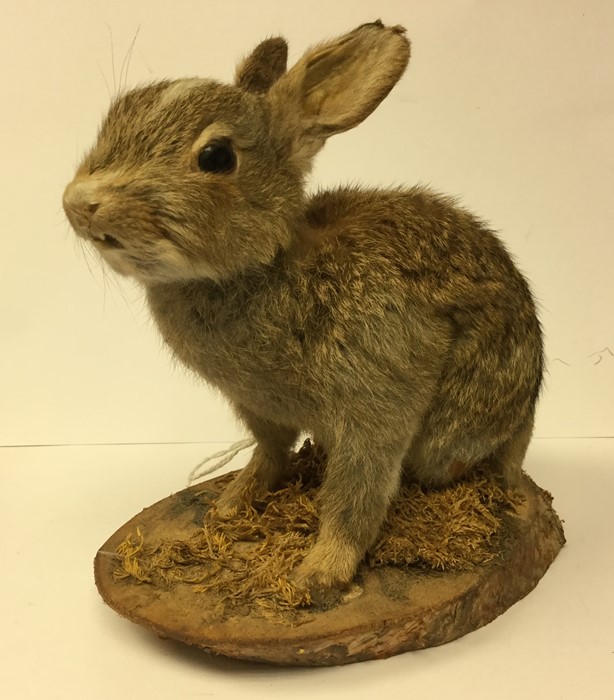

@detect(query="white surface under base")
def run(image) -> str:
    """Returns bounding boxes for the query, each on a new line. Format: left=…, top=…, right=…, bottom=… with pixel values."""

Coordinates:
left=1, top=438, right=612, bottom=699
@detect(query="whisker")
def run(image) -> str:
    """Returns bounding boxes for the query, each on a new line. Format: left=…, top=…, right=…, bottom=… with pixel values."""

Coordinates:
left=100, top=258, right=112, bottom=311
left=106, top=24, right=117, bottom=96
left=70, top=228, right=139, bottom=322
left=97, top=63, right=113, bottom=102
left=80, top=240, right=102, bottom=286
left=101, top=259, right=137, bottom=320
left=120, top=25, right=141, bottom=92
left=122, top=282, right=138, bottom=322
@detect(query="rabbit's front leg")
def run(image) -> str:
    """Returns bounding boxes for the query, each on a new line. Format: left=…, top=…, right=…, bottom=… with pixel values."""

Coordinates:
left=293, top=437, right=406, bottom=588
left=216, top=407, right=297, bottom=516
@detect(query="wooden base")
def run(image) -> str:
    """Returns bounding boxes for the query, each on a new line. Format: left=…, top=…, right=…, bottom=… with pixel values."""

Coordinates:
left=94, top=472, right=564, bottom=666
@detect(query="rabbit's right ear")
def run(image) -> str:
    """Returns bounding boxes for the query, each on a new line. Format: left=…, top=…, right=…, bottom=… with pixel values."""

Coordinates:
left=268, top=21, right=410, bottom=165
left=235, top=37, right=288, bottom=94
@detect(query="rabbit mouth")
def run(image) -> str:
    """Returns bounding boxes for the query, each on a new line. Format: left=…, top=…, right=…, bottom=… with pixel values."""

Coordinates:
left=92, top=232, right=125, bottom=250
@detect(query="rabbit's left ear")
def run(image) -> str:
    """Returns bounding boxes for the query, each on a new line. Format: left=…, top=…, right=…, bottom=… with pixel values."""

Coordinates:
left=235, top=37, right=288, bottom=93
left=268, top=21, right=409, bottom=162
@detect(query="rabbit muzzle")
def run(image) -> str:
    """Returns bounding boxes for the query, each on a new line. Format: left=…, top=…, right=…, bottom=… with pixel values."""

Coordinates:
left=63, top=177, right=123, bottom=247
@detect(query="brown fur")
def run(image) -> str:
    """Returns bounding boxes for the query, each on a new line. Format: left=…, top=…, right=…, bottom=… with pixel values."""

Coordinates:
left=63, top=22, right=543, bottom=589
left=235, top=37, right=288, bottom=94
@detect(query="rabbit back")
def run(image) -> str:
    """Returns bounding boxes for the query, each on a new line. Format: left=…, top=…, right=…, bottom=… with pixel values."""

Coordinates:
left=147, top=184, right=542, bottom=483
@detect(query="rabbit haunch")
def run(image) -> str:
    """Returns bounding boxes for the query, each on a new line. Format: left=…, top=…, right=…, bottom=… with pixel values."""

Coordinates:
left=63, top=22, right=543, bottom=589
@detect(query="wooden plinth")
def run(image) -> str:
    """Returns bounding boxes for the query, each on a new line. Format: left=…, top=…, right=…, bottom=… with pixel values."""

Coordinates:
left=94, top=472, right=564, bottom=666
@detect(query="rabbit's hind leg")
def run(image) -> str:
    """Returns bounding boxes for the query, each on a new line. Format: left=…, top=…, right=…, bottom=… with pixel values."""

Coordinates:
left=490, top=409, right=535, bottom=487
left=403, top=408, right=536, bottom=487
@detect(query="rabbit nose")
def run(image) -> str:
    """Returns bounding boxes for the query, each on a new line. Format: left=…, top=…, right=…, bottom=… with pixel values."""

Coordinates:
left=63, top=178, right=103, bottom=234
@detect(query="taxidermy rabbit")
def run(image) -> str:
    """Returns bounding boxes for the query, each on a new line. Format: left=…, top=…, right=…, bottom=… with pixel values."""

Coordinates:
left=63, top=21, right=543, bottom=589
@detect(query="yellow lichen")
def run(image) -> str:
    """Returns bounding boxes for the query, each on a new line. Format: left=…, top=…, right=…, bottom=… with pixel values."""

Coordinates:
left=113, top=441, right=522, bottom=615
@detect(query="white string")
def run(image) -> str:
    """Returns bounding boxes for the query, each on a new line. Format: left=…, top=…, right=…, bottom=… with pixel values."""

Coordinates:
left=187, top=438, right=256, bottom=486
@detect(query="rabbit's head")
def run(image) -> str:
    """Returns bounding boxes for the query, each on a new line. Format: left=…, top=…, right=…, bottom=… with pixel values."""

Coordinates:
left=63, top=21, right=410, bottom=283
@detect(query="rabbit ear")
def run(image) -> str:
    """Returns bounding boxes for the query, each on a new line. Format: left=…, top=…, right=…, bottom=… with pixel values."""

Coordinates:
left=268, top=21, right=410, bottom=161
left=235, top=37, right=288, bottom=94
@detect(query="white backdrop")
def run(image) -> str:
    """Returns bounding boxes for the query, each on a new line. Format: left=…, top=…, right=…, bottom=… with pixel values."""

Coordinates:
left=1, top=0, right=613, bottom=446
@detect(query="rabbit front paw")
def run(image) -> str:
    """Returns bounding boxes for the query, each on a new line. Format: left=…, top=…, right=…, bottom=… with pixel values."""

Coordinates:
left=215, top=444, right=290, bottom=517
left=215, top=468, right=259, bottom=517
left=292, top=535, right=362, bottom=590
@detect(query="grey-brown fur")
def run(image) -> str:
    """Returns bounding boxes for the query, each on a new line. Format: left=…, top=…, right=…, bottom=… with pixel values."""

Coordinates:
left=63, top=22, right=543, bottom=588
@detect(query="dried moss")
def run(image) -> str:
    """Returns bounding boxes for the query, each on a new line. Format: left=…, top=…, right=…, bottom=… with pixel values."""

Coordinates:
left=114, top=440, right=523, bottom=615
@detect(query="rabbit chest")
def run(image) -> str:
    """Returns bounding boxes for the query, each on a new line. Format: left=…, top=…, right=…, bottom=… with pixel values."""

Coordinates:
left=145, top=254, right=443, bottom=429
left=146, top=271, right=331, bottom=425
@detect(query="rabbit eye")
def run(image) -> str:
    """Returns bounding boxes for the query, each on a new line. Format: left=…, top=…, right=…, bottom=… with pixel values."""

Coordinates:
left=197, top=139, right=236, bottom=174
